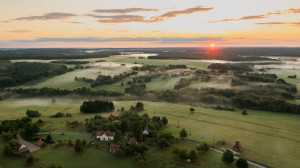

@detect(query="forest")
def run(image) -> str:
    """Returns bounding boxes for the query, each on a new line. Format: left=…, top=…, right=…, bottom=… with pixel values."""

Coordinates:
left=0, top=61, right=68, bottom=87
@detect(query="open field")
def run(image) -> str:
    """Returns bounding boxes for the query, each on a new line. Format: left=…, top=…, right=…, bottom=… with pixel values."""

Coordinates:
left=13, top=61, right=140, bottom=90
left=0, top=98, right=299, bottom=167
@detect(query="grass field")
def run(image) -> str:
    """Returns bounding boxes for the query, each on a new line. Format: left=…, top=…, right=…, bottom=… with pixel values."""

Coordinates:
left=0, top=98, right=299, bottom=167
left=0, top=133, right=240, bottom=168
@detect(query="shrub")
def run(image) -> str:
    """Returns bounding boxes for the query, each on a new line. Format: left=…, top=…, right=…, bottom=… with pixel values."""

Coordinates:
left=236, top=158, right=248, bottom=168
left=222, top=149, right=234, bottom=163
left=180, top=128, right=187, bottom=138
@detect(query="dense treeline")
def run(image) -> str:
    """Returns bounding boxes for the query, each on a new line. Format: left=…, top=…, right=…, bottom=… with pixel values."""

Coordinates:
left=202, top=86, right=300, bottom=114
left=0, top=49, right=119, bottom=60
left=208, top=63, right=253, bottom=72
left=0, top=61, right=68, bottom=87
left=91, top=71, right=138, bottom=88
left=50, top=60, right=89, bottom=64
left=8, top=87, right=123, bottom=97
left=167, top=64, right=187, bottom=69
left=237, top=72, right=278, bottom=83
left=148, top=47, right=300, bottom=60
left=125, top=83, right=147, bottom=95
left=80, top=100, right=114, bottom=113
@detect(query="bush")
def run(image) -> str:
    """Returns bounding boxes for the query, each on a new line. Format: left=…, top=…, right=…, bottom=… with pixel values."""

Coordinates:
left=189, top=150, right=198, bottom=162
left=178, top=149, right=188, bottom=160
left=197, top=142, right=209, bottom=151
left=45, top=134, right=54, bottom=144
left=190, top=107, right=195, bottom=112
left=222, top=149, right=234, bottom=163
left=51, top=112, right=64, bottom=118
left=236, top=158, right=248, bottom=168
left=1, top=131, right=15, bottom=142
left=74, top=139, right=83, bottom=153
left=26, top=110, right=41, bottom=118
left=180, top=128, right=187, bottom=138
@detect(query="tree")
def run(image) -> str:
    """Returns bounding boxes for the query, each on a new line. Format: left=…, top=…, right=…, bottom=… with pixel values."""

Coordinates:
left=74, top=139, right=83, bottom=153
left=45, top=134, right=54, bottom=144
left=178, top=149, right=188, bottom=160
left=162, top=116, right=168, bottom=125
left=159, top=131, right=174, bottom=141
left=26, top=110, right=41, bottom=118
left=189, top=150, right=198, bottom=162
left=3, top=142, right=18, bottom=156
left=24, top=123, right=40, bottom=140
left=136, top=102, right=144, bottom=112
left=1, top=131, right=15, bottom=142
left=180, top=128, right=187, bottom=138
left=222, top=149, right=234, bottom=163
left=197, top=142, right=209, bottom=151
left=236, top=158, right=248, bottom=168
left=120, top=120, right=129, bottom=133
left=190, top=107, right=195, bottom=112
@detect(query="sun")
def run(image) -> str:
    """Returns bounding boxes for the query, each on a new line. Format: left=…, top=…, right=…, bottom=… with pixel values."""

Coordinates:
left=210, top=43, right=216, bottom=48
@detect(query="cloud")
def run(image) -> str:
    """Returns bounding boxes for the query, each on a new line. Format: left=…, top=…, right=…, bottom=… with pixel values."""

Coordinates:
left=87, top=14, right=145, bottom=23
left=92, top=8, right=158, bottom=13
left=9, top=12, right=77, bottom=21
left=61, top=21, right=82, bottom=24
left=287, top=8, right=300, bottom=14
left=255, top=22, right=300, bottom=27
left=89, top=6, right=213, bottom=23
left=210, top=15, right=267, bottom=23
left=157, top=6, right=213, bottom=19
left=13, top=37, right=226, bottom=44
left=210, top=8, right=300, bottom=23
left=5, top=30, right=35, bottom=33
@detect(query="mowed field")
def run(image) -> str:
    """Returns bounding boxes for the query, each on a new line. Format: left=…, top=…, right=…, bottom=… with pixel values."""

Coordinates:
left=0, top=98, right=299, bottom=167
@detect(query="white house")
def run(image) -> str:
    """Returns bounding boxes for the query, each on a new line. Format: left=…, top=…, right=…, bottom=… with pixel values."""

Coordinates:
left=96, top=131, right=115, bottom=141
left=143, top=126, right=150, bottom=135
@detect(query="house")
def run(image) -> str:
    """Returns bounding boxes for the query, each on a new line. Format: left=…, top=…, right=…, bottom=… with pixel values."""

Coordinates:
left=127, top=137, right=137, bottom=145
left=96, top=131, right=115, bottom=141
left=143, top=126, right=150, bottom=135
left=11, top=139, right=29, bottom=153
left=233, top=140, right=242, bottom=152
left=109, top=144, right=120, bottom=154
left=146, top=138, right=160, bottom=146
left=36, top=139, right=45, bottom=147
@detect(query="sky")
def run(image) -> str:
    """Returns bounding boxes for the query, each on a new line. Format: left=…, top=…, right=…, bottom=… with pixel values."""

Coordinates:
left=1, top=0, right=300, bottom=48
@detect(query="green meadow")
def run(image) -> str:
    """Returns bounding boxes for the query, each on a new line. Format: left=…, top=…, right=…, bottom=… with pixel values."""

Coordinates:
left=0, top=98, right=299, bottom=167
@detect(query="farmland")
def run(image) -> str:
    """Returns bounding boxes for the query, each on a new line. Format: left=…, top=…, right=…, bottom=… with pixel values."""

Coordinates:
left=0, top=98, right=299, bottom=167
left=1, top=51, right=300, bottom=168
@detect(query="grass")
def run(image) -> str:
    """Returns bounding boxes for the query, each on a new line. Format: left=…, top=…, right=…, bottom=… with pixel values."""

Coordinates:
left=0, top=98, right=299, bottom=167
left=14, top=61, right=138, bottom=90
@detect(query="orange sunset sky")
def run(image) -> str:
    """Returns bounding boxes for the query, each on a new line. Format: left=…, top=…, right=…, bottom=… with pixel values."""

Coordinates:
left=1, top=0, right=300, bottom=48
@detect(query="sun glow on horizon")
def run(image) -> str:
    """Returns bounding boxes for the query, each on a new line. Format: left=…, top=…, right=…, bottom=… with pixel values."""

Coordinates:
left=210, top=43, right=216, bottom=48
